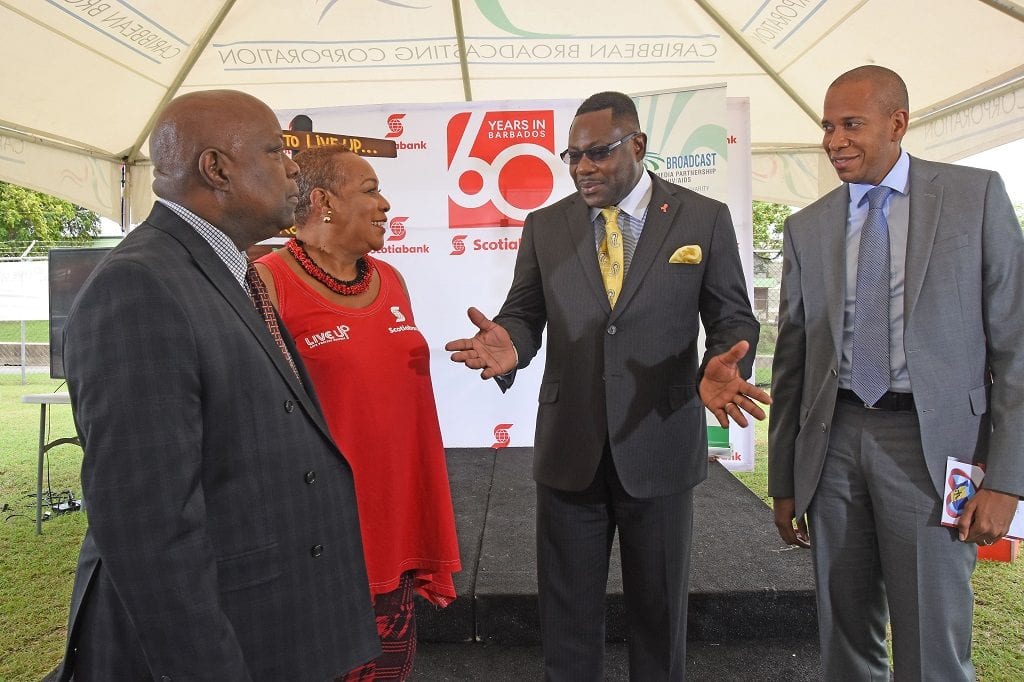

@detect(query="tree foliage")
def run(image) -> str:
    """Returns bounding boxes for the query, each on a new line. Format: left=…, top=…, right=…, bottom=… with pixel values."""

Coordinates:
left=0, top=181, right=100, bottom=243
left=752, top=200, right=791, bottom=257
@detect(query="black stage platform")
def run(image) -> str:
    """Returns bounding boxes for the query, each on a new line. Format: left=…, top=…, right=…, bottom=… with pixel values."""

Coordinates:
left=43, top=449, right=820, bottom=682
left=416, top=448, right=818, bottom=647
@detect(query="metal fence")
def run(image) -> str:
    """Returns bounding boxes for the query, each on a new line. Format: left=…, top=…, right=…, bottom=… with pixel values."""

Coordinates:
left=752, top=250, right=783, bottom=325
left=752, top=250, right=783, bottom=387
left=0, top=240, right=98, bottom=261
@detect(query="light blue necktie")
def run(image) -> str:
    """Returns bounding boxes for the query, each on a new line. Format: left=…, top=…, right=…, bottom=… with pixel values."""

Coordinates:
left=850, top=185, right=893, bottom=407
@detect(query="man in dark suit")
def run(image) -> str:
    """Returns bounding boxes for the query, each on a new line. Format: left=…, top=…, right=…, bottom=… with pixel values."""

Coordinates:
left=57, top=90, right=378, bottom=680
left=446, top=91, right=768, bottom=681
left=769, top=65, right=1024, bottom=679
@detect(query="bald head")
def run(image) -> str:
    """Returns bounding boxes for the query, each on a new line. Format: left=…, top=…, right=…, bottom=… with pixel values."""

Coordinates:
left=828, top=65, right=909, bottom=115
left=149, top=89, right=300, bottom=249
left=821, top=65, right=909, bottom=185
left=151, top=90, right=269, bottom=200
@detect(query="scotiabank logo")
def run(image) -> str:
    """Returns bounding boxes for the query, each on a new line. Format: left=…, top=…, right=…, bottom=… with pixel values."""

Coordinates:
left=450, top=234, right=521, bottom=256
left=447, top=110, right=562, bottom=229
left=450, top=235, right=468, bottom=256
left=374, top=216, right=430, bottom=255
left=492, top=423, right=513, bottom=449
left=385, top=113, right=405, bottom=138
left=384, top=113, right=427, bottom=150
left=388, top=216, right=408, bottom=241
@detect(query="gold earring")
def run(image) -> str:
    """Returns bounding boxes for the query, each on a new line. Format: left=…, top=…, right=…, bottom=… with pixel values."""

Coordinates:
left=323, top=209, right=333, bottom=223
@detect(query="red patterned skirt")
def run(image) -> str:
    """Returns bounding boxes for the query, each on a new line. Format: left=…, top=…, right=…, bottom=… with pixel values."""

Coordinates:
left=342, top=572, right=418, bottom=681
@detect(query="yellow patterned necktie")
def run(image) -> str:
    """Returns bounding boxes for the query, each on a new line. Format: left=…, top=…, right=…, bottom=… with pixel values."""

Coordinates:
left=598, top=206, right=624, bottom=308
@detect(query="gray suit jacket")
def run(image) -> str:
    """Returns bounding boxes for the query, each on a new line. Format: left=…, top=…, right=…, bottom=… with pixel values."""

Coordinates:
left=768, top=157, right=1024, bottom=518
left=58, top=203, right=378, bottom=681
left=496, top=172, right=759, bottom=498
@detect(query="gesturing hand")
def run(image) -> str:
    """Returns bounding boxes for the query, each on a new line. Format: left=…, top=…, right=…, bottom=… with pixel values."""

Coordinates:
left=444, top=307, right=517, bottom=380
left=699, top=340, right=772, bottom=428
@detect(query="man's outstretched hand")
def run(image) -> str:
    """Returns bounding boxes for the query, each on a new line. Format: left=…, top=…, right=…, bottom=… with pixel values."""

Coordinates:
left=445, top=307, right=517, bottom=379
left=700, top=340, right=772, bottom=428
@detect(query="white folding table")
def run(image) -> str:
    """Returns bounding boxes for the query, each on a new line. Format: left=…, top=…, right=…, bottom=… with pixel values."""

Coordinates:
left=20, top=392, right=80, bottom=534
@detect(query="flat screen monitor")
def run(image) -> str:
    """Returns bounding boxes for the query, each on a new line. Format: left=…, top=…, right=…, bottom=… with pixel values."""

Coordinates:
left=48, top=247, right=112, bottom=379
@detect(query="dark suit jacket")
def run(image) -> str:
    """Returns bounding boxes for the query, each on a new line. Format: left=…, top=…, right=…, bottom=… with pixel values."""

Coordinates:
left=768, top=157, right=1024, bottom=518
left=496, top=172, right=759, bottom=498
left=58, top=203, right=378, bottom=681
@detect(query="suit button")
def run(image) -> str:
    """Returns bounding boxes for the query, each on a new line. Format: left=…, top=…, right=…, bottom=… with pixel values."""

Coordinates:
left=311, top=544, right=323, bottom=557
left=831, top=368, right=838, bottom=377
left=304, top=471, right=316, bottom=484
left=820, top=423, right=827, bottom=432
left=284, top=400, right=295, bottom=413
left=607, top=325, right=617, bottom=335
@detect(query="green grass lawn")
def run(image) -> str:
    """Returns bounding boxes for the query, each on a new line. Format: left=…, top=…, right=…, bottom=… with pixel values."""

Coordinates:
left=1, top=376, right=1022, bottom=680
left=1, top=374, right=87, bottom=681
left=734, top=412, right=1024, bottom=680
left=0, top=321, right=49, bottom=343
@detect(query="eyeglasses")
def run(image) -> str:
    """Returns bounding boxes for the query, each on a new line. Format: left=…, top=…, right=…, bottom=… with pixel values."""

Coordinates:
left=559, top=132, right=640, bottom=164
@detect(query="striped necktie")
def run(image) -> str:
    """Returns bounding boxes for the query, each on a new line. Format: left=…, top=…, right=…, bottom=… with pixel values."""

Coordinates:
left=245, top=262, right=301, bottom=383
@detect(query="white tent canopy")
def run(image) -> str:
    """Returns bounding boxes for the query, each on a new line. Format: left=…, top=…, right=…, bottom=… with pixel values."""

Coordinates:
left=2, top=0, right=1022, bottom=222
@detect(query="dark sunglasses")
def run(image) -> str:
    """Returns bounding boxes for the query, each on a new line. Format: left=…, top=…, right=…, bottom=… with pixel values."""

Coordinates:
left=559, top=131, right=640, bottom=164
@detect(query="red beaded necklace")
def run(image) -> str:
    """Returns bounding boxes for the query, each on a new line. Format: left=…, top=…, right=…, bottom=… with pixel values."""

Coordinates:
left=286, top=238, right=375, bottom=296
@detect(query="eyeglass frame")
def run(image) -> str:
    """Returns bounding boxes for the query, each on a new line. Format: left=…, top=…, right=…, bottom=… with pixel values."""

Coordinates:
left=559, top=131, right=642, bottom=165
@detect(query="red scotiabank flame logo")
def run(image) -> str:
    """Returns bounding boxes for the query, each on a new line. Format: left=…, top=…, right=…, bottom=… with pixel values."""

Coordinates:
left=388, top=216, right=407, bottom=241
left=385, top=114, right=405, bottom=138
left=492, top=423, right=513, bottom=449
left=450, top=235, right=468, bottom=256
left=446, top=110, right=559, bottom=229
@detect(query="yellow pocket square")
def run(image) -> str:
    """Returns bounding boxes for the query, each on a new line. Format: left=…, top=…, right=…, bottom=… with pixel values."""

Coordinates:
left=669, top=245, right=702, bottom=264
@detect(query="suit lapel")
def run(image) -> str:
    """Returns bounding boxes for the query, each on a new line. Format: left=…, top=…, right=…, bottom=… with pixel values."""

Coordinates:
left=904, top=158, right=942, bottom=322
left=818, top=186, right=849, bottom=356
left=563, top=174, right=679, bottom=318
left=610, top=176, right=675, bottom=319
left=565, top=196, right=611, bottom=308
left=153, top=210, right=287, bottom=378
left=147, top=205, right=334, bottom=439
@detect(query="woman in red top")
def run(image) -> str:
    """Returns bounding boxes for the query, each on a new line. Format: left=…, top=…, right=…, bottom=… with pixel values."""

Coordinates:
left=255, top=145, right=460, bottom=681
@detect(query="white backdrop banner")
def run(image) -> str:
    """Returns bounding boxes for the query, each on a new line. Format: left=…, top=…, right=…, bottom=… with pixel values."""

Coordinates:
left=724, top=97, right=755, bottom=472
left=635, top=89, right=755, bottom=471
left=275, top=86, right=755, bottom=470
left=0, top=261, right=48, bottom=321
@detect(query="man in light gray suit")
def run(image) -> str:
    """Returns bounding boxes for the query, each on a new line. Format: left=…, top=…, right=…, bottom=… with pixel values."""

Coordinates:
left=446, top=91, right=770, bottom=681
left=57, top=90, right=378, bottom=680
left=769, top=65, right=1024, bottom=680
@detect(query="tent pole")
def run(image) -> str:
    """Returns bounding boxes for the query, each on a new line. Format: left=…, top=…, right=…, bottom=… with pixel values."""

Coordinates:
left=975, top=0, right=1024, bottom=22
left=451, top=0, right=473, bottom=102
left=123, top=0, right=240, bottom=165
left=120, top=162, right=129, bottom=232
left=694, top=0, right=820, bottom=127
